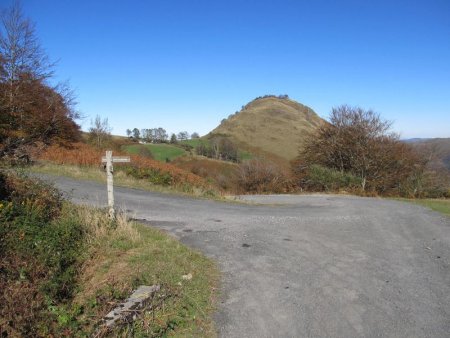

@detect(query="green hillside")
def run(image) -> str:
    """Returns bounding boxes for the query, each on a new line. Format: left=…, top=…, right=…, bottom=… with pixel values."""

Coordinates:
left=122, top=143, right=187, bottom=162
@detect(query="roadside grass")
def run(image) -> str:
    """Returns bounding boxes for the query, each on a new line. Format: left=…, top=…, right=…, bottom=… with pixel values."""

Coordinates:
left=28, top=162, right=221, bottom=199
left=398, top=198, right=450, bottom=217
left=123, top=144, right=187, bottom=162
left=76, top=208, right=219, bottom=337
left=0, top=171, right=219, bottom=337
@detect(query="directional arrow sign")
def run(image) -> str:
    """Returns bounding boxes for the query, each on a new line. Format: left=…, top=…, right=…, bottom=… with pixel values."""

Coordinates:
left=101, top=156, right=130, bottom=163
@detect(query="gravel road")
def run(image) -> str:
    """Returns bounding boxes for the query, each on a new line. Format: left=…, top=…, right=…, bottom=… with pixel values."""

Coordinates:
left=41, top=175, right=450, bottom=338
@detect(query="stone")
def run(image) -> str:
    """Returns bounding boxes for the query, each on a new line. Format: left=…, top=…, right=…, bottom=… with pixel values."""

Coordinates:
left=103, top=285, right=160, bottom=328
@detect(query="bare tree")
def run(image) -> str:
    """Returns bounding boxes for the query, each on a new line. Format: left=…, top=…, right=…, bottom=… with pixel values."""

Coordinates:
left=177, top=131, right=189, bottom=141
left=88, top=115, right=111, bottom=148
left=1, top=2, right=53, bottom=129
left=155, top=127, right=168, bottom=143
left=296, top=105, right=425, bottom=194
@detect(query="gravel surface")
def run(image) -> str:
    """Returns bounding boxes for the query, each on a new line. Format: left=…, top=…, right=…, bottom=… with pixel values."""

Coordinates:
left=41, top=175, right=450, bottom=338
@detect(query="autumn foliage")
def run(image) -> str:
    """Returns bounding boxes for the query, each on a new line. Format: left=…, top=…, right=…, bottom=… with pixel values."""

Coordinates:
left=294, top=105, right=427, bottom=196
left=0, top=4, right=80, bottom=163
left=38, top=143, right=211, bottom=190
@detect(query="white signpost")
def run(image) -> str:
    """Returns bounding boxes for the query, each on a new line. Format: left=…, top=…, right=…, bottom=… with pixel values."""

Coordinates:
left=101, top=151, right=130, bottom=219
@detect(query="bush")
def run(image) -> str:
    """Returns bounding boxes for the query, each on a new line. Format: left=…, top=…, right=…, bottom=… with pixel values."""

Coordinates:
left=122, top=165, right=173, bottom=186
left=0, top=172, right=85, bottom=335
left=296, top=105, right=427, bottom=195
left=235, top=158, right=291, bottom=193
left=177, top=143, right=194, bottom=152
left=301, top=165, right=362, bottom=192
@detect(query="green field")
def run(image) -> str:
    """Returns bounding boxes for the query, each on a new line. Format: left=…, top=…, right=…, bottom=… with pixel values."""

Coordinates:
left=123, top=143, right=187, bottom=162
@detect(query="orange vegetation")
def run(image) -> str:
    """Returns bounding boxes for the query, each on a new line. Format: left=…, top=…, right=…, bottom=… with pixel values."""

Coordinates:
left=38, top=143, right=210, bottom=189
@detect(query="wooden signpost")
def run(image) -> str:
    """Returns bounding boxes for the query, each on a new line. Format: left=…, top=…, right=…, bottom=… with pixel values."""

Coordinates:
left=101, top=151, right=130, bottom=219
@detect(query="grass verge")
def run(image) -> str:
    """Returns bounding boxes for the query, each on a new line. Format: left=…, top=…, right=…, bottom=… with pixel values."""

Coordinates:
left=76, top=208, right=219, bottom=337
left=0, top=171, right=219, bottom=337
left=398, top=198, right=450, bottom=217
left=27, top=162, right=221, bottom=199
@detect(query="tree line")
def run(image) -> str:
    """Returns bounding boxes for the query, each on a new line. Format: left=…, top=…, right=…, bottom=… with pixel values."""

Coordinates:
left=125, top=128, right=199, bottom=143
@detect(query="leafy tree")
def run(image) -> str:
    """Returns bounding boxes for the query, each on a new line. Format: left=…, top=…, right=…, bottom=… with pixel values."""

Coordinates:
left=126, top=129, right=132, bottom=138
left=170, top=133, right=177, bottom=144
left=0, top=2, right=80, bottom=161
left=132, top=128, right=140, bottom=140
left=191, top=132, right=200, bottom=139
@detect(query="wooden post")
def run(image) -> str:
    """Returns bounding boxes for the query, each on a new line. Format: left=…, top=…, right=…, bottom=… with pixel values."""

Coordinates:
left=106, top=150, right=115, bottom=219
left=101, top=151, right=130, bottom=220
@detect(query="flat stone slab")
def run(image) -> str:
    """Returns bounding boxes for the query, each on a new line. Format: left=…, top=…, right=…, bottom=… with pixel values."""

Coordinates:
left=104, top=285, right=160, bottom=328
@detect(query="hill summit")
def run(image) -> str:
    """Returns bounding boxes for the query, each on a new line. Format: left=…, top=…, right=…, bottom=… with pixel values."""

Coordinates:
left=209, top=95, right=325, bottom=161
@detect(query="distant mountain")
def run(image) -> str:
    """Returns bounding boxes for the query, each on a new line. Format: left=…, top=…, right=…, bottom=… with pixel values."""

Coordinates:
left=407, top=138, right=450, bottom=171
left=208, top=95, right=325, bottom=161
left=402, top=138, right=431, bottom=143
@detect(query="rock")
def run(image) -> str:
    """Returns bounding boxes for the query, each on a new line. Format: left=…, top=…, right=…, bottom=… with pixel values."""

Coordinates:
left=103, top=285, right=160, bottom=328
left=182, top=273, right=193, bottom=281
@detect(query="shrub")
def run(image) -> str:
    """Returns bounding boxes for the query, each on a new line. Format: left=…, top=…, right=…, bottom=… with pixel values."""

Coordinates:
left=122, top=165, right=173, bottom=186
left=301, top=165, right=362, bottom=192
left=0, top=172, right=142, bottom=336
left=0, top=173, right=85, bottom=335
left=177, top=143, right=194, bottom=152
left=235, top=158, right=292, bottom=193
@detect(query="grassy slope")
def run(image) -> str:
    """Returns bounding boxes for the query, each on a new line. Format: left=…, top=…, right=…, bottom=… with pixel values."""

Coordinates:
left=0, top=172, right=218, bottom=337
left=78, top=213, right=219, bottom=337
left=209, top=97, right=324, bottom=161
left=401, top=199, right=450, bottom=217
left=180, top=139, right=208, bottom=148
left=123, top=143, right=187, bottom=162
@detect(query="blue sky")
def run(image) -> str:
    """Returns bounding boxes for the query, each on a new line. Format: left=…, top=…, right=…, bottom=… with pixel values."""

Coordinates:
left=8, top=0, right=450, bottom=138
